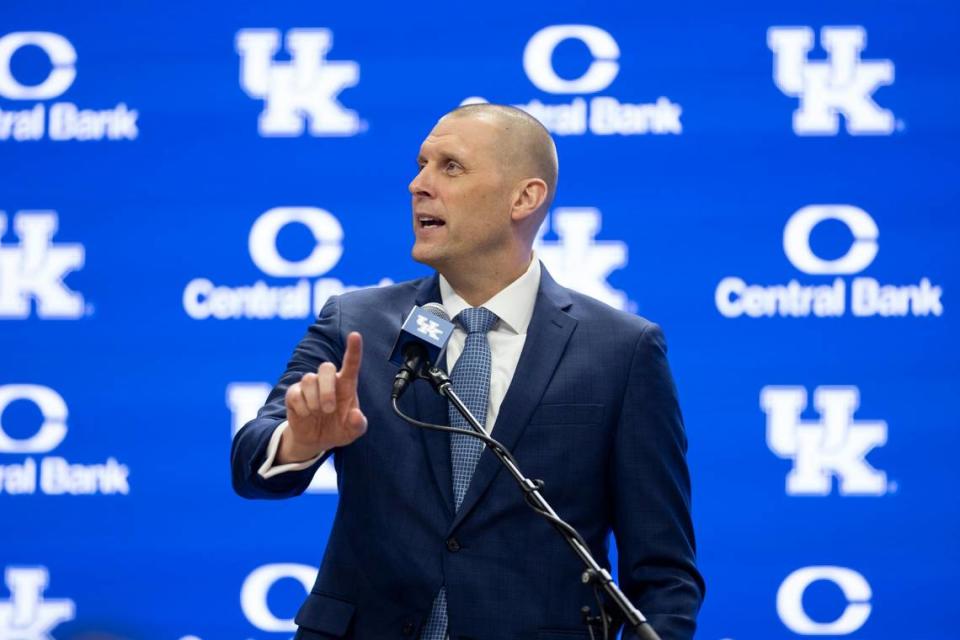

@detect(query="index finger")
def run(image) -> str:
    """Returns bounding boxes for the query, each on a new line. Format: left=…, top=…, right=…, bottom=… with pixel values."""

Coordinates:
left=338, top=331, right=363, bottom=382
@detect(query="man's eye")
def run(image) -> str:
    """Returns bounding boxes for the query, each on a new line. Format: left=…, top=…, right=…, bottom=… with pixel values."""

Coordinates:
left=445, top=161, right=462, bottom=173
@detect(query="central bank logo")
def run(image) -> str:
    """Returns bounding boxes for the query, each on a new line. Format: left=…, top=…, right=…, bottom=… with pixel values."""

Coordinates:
left=768, top=26, right=895, bottom=135
left=236, top=29, right=362, bottom=137
left=715, top=205, right=943, bottom=318
left=535, top=207, right=629, bottom=311
left=0, top=567, right=75, bottom=639
left=778, top=566, right=872, bottom=635
left=0, top=210, right=86, bottom=320
left=240, top=563, right=317, bottom=633
left=183, top=206, right=391, bottom=321
left=465, top=25, right=681, bottom=136
left=0, top=31, right=139, bottom=142
left=0, top=384, right=130, bottom=495
left=177, top=563, right=318, bottom=639
left=227, top=383, right=336, bottom=493
left=762, top=386, right=888, bottom=496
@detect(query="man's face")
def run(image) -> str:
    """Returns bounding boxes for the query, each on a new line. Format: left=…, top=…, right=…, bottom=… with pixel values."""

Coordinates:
left=408, top=114, right=514, bottom=271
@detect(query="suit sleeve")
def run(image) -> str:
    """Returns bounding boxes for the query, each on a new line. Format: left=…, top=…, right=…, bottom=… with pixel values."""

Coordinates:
left=611, top=323, right=705, bottom=640
left=230, top=295, right=345, bottom=499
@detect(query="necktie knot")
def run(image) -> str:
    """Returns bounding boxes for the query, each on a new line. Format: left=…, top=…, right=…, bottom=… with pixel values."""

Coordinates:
left=457, top=307, right=498, bottom=334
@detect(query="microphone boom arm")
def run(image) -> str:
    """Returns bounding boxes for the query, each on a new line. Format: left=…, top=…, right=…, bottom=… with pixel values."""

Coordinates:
left=390, top=366, right=662, bottom=640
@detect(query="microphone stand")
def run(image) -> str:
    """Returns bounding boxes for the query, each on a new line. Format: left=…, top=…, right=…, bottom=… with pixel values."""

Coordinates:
left=391, top=366, right=662, bottom=640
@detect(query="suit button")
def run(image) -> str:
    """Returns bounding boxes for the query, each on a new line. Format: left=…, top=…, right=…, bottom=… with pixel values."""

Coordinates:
left=446, top=537, right=461, bottom=552
left=401, top=622, right=415, bottom=635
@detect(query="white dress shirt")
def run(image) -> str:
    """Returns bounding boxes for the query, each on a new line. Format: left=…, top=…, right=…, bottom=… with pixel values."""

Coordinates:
left=257, top=256, right=542, bottom=479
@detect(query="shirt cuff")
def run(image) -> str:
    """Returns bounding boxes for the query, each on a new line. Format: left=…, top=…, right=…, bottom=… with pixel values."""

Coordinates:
left=257, top=421, right=325, bottom=479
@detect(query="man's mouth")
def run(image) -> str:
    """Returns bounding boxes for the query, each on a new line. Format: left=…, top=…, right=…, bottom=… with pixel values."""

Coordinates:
left=418, top=215, right=446, bottom=228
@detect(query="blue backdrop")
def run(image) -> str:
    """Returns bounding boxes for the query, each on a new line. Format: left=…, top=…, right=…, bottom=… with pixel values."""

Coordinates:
left=1, top=1, right=958, bottom=638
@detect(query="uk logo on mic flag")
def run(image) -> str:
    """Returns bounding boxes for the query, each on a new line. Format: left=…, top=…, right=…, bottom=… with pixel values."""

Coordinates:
left=390, top=305, right=456, bottom=369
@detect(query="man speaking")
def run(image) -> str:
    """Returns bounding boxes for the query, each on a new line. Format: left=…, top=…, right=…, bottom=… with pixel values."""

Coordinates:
left=231, top=104, right=704, bottom=639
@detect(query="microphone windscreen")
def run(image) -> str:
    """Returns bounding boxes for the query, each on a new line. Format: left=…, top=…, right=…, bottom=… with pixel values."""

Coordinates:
left=421, top=301, right=450, bottom=322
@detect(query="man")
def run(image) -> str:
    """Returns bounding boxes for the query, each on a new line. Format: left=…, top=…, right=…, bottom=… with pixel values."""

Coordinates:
left=232, top=104, right=704, bottom=639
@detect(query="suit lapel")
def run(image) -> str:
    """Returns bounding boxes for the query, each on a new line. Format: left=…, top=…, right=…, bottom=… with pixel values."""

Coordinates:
left=409, top=274, right=456, bottom=518
left=448, top=268, right=576, bottom=534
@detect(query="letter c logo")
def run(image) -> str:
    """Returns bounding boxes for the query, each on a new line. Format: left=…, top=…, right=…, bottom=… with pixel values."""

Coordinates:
left=523, top=25, right=620, bottom=94
left=777, top=566, right=872, bottom=635
left=0, top=384, right=68, bottom=453
left=0, top=32, right=77, bottom=99
left=240, top=563, right=317, bottom=632
left=783, top=205, right=878, bottom=275
left=248, top=207, right=344, bottom=277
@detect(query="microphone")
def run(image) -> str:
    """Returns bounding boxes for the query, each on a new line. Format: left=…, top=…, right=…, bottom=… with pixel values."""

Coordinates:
left=389, top=303, right=454, bottom=399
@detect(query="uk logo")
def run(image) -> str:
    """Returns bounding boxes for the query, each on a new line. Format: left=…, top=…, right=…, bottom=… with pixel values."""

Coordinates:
left=416, top=315, right=443, bottom=341
left=768, top=26, right=895, bottom=135
left=0, top=211, right=85, bottom=319
left=0, top=567, right=75, bottom=639
left=226, top=383, right=337, bottom=493
left=761, top=386, right=888, bottom=496
left=535, top=207, right=629, bottom=311
left=236, top=29, right=362, bottom=137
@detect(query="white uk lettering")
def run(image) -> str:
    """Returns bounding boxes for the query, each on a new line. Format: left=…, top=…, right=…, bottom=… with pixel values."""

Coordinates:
left=534, top=208, right=629, bottom=310
left=227, top=383, right=338, bottom=493
left=0, top=211, right=85, bottom=320
left=0, top=567, right=75, bottom=638
left=236, top=28, right=361, bottom=137
left=416, top=315, right=443, bottom=340
left=762, top=386, right=887, bottom=496
left=769, top=26, right=895, bottom=136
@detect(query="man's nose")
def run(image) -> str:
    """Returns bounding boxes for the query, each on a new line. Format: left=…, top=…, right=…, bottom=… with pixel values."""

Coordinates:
left=408, top=169, right=433, bottom=198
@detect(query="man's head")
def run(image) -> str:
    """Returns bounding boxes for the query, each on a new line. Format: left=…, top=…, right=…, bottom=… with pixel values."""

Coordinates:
left=408, top=104, right=558, bottom=283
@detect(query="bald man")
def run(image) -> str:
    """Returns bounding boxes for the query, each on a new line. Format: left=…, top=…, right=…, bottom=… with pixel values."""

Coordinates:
left=232, top=104, right=704, bottom=640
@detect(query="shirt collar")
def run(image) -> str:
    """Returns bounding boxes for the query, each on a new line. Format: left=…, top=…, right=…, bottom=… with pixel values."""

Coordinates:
left=438, top=255, right=541, bottom=335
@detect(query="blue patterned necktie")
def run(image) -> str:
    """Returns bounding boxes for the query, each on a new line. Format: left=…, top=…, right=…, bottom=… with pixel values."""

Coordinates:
left=421, top=306, right=498, bottom=640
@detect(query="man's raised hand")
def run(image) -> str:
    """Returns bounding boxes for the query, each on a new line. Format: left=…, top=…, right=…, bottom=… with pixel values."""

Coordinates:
left=279, top=332, right=368, bottom=464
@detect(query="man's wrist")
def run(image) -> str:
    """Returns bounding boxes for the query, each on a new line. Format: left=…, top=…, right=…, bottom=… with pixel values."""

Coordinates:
left=277, top=427, right=326, bottom=465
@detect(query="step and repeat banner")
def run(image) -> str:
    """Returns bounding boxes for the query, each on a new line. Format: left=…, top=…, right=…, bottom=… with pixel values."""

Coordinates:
left=1, top=1, right=957, bottom=638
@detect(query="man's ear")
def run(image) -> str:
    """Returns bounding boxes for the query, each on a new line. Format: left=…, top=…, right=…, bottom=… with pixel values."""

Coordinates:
left=510, top=178, right=548, bottom=223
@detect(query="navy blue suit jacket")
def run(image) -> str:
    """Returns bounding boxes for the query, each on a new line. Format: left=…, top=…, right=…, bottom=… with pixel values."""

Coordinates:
left=232, top=267, right=704, bottom=640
